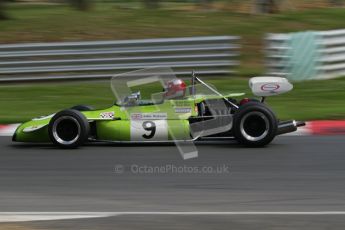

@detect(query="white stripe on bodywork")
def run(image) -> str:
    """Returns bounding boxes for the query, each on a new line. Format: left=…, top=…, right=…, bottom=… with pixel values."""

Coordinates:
left=23, top=124, right=47, bottom=133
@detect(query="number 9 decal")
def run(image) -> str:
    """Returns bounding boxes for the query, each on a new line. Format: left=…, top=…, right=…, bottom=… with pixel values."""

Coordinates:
left=142, top=121, right=156, bottom=139
left=131, top=120, right=167, bottom=141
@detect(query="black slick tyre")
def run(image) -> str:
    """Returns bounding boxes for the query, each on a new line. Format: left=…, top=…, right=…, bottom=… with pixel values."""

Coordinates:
left=48, top=109, right=90, bottom=148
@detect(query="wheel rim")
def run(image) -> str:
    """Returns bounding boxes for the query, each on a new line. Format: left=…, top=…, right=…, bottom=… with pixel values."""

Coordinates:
left=52, top=116, right=81, bottom=145
left=240, top=111, right=269, bottom=142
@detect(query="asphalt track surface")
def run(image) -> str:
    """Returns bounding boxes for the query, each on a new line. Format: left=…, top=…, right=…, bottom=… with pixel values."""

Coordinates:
left=1, top=135, right=345, bottom=229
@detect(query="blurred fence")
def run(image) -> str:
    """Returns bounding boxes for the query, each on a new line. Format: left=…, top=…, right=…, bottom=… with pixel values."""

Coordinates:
left=0, top=36, right=240, bottom=83
left=266, top=29, right=345, bottom=81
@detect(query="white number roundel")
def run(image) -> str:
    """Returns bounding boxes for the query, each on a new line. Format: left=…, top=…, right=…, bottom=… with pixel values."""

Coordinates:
left=130, top=120, right=168, bottom=141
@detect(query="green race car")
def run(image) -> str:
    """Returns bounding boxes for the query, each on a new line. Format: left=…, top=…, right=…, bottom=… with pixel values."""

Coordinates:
left=12, top=68, right=305, bottom=148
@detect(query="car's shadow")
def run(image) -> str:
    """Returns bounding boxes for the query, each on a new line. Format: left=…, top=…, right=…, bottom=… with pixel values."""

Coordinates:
left=10, top=138, right=250, bottom=149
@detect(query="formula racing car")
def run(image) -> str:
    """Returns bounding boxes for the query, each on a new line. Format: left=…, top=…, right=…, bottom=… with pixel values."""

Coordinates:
left=13, top=68, right=305, bottom=148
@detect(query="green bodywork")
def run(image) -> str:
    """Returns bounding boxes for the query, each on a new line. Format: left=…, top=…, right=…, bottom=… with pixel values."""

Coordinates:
left=14, top=93, right=243, bottom=143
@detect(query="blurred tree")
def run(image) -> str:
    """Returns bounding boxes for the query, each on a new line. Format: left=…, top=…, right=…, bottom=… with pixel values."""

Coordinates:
left=255, top=0, right=278, bottom=13
left=199, top=0, right=213, bottom=10
left=329, top=0, right=344, bottom=6
left=0, top=0, right=8, bottom=20
left=69, top=0, right=92, bottom=11
left=143, top=0, right=160, bottom=9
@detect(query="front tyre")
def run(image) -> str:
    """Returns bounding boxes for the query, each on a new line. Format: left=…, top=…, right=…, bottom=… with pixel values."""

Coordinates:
left=48, top=109, right=90, bottom=148
left=233, top=102, right=277, bottom=147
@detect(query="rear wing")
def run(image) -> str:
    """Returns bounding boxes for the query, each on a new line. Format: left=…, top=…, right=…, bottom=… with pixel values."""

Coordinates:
left=249, top=77, right=293, bottom=97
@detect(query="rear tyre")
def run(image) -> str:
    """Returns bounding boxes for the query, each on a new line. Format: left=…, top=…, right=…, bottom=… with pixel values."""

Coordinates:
left=70, top=105, right=94, bottom=111
left=233, top=102, right=277, bottom=147
left=48, top=109, right=90, bottom=148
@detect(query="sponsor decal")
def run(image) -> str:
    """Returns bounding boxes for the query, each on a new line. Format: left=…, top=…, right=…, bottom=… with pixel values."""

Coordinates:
left=173, top=101, right=191, bottom=107
left=131, top=113, right=167, bottom=120
left=131, top=113, right=142, bottom=120
left=175, top=107, right=192, bottom=113
left=261, top=83, right=280, bottom=92
left=100, top=112, right=114, bottom=119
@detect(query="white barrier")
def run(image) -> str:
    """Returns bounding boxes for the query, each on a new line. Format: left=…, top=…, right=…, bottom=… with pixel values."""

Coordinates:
left=0, top=36, right=240, bottom=83
left=266, top=29, right=345, bottom=81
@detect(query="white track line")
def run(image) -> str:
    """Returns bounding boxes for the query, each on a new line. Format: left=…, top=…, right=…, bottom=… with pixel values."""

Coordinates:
left=2, top=212, right=345, bottom=222
left=0, top=212, right=113, bottom=222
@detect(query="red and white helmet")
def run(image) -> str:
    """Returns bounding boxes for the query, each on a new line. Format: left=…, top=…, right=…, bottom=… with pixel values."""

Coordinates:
left=164, top=79, right=187, bottom=99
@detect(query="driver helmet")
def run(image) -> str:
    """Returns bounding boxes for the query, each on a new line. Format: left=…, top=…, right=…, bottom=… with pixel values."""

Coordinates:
left=164, top=79, right=187, bottom=99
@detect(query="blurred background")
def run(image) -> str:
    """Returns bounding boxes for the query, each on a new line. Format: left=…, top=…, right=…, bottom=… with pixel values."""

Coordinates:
left=0, top=0, right=344, bottom=123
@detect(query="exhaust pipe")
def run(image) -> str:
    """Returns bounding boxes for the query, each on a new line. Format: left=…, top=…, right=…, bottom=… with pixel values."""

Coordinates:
left=277, top=120, right=306, bottom=135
